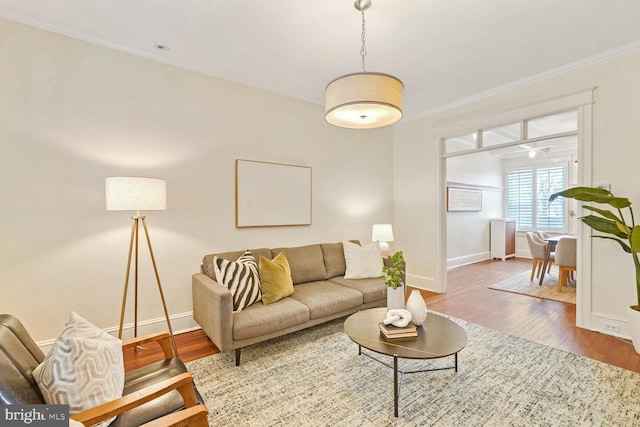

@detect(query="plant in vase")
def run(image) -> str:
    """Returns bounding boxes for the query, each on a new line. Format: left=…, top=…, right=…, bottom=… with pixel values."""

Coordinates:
left=382, top=251, right=405, bottom=310
left=549, top=186, right=640, bottom=352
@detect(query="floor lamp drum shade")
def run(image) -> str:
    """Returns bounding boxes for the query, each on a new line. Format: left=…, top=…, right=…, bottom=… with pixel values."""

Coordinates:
left=105, top=177, right=166, bottom=211
left=325, top=72, right=403, bottom=129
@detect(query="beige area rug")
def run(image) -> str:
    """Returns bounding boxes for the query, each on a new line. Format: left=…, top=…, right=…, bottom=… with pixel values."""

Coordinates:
left=186, top=317, right=640, bottom=426
left=488, top=269, right=576, bottom=304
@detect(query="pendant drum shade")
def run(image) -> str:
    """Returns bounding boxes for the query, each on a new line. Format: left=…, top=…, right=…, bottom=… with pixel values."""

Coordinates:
left=325, top=72, right=403, bottom=129
left=105, top=177, right=166, bottom=211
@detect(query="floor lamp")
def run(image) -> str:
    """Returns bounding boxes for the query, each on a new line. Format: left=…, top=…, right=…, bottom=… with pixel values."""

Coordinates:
left=105, top=176, right=177, bottom=354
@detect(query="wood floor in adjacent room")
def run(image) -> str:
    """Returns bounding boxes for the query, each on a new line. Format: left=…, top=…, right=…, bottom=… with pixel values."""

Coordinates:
left=124, top=258, right=640, bottom=372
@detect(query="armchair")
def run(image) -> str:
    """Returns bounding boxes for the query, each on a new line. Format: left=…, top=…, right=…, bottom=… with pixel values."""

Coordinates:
left=0, top=314, right=208, bottom=427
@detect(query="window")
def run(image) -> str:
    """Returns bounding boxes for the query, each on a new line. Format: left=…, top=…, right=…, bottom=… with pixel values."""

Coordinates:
left=507, top=165, right=566, bottom=231
left=482, top=122, right=521, bottom=147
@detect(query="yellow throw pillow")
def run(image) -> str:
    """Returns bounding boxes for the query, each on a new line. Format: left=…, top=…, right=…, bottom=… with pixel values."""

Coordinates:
left=260, top=252, right=294, bottom=304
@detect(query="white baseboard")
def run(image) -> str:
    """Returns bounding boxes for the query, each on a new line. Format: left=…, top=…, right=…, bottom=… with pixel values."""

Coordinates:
left=517, top=249, right=533, bottom=259
left=589, top=311, right=630, bottom=340
left=406, top=273, right=438, bottom=293
left=37, top=311, right=200, bottom=352
left=447, top=252, right=490, bottom=269
left=107, top=311, right=200, bottom=340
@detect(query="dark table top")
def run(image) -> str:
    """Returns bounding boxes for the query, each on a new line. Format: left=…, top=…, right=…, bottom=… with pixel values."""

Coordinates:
left=344, top=307, right=468, bottom=360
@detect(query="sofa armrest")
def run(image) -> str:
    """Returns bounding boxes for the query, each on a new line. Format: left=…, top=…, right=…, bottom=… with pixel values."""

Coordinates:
left=192, top=273, right=234, bottom=352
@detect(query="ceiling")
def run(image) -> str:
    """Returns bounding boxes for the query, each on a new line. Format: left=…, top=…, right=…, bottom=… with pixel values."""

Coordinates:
left=2, top=0, right=640, bottom=122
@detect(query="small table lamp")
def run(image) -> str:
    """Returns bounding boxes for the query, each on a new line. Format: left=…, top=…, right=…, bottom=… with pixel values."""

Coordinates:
left=372, top=224, right=394, bottom=257
left=106, top=176, right=176, bottom=354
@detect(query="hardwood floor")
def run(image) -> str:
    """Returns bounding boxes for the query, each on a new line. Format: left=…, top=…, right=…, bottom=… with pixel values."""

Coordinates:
left=124, top=258, right=640, bottom=372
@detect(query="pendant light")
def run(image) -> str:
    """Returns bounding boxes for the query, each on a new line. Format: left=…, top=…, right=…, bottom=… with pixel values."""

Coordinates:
left=325, top=0, right=403, bottom=129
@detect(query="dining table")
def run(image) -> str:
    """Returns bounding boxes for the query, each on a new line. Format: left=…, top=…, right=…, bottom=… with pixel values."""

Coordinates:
left=539, top=234, right=574, bottom=285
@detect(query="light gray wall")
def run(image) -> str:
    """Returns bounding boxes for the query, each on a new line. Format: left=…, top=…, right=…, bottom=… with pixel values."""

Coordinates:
left=0, top=18, right=394, bottom=343
left=446, top=151, right=504, bottom=268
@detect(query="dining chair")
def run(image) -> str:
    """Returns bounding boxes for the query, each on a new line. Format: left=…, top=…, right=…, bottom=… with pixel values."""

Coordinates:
left=526, top=232, right=555, bottom=282
left=555, top=236, right=577, bottom=292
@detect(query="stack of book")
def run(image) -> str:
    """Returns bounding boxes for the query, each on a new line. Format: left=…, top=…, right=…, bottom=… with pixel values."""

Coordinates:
left=378, top=322, right=418, bottom=339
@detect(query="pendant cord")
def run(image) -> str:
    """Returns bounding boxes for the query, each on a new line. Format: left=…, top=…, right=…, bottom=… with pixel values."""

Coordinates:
left=360, top=9, right=367, bottom=72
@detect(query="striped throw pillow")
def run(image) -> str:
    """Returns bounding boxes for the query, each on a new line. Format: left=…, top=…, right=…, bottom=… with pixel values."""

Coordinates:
left=214, top=250, right=262, bottom=311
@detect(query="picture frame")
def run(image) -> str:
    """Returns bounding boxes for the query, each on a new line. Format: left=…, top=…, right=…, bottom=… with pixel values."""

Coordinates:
left=236, top=159, right=312, bottom=227
left=446, top=187, right=482, bottom=212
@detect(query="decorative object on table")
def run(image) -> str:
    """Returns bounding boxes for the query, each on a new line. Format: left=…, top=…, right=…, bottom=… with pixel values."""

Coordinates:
left=105, top=176, right=177, bottom=354
left=324, top=0, right=403, bottom=130
left=379, top=310, right=417, bottom=339
left=382, top=251, right=405, bottom=310
left=378, top=321, right=417, bottom=339
left=550, top=186, right=640, bottom=353
left=372, top=223, right=394, bottom=257
left=383, top=309, right=412, bottom=327
left=405, top=290, right=427, bottom=326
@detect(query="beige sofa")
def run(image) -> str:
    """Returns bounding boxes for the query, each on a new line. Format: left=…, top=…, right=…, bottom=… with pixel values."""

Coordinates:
left=192, top=242, right=388, bottom=365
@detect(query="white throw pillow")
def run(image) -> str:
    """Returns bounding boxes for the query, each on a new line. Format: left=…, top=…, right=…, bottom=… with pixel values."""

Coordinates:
left=32, top=312, right=124, bottom=427
left=342, top=241, right=383, bottom=279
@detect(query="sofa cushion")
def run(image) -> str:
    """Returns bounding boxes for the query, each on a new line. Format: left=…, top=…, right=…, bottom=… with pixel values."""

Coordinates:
left=233, top=298, right=310, bottom=341
left=214, top=250, right=262, bottom=312
left=202, top=248, right=272, bottom=280
left=259, top=252, right=294, bottom=304
left=288, top=281, right=363, bottom=320
left=270, top=244, right=327, bottom=285
left=320, top=242, right=347, bottom=278
left=342, top=241, right=383, bottom=279
left=329, top=276, right=387, bottom=303
left=32, top=312, right=124, bottom=427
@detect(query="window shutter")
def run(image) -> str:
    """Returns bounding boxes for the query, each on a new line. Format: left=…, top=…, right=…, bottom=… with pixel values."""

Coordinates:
left=507, top=170, right=533, bottom=229
left=536, top=166, right=565, bottom=229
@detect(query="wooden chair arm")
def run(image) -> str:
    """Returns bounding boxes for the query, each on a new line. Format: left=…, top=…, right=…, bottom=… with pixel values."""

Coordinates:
left=122, top=332, right=175, bottom=359
left=139, top=405, right=209, bottom=427
left=71, top=372, right=197, bottom=426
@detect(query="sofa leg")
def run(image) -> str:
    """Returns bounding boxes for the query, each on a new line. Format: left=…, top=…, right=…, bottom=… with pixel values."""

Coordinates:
left=235, top=348, right=241, bottom=366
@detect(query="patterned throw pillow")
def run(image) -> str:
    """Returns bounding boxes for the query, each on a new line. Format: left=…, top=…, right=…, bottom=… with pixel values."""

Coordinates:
left=32, top=312, right=124, bottom=427
left=214, top=250, right=262, bottom=311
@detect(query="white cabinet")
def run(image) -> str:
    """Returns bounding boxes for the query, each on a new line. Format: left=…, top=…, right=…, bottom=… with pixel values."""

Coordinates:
left=490, top=219, right=516, bottom=261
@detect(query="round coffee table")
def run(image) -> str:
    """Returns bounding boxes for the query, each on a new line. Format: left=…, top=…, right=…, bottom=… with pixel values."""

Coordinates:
left=344, top=307, right=467, bottom=417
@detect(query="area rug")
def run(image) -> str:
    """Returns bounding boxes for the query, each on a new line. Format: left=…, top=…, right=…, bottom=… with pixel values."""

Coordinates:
left=488, top=270, right=576, bottom=304
left=186, top=316, right=639, bottom=426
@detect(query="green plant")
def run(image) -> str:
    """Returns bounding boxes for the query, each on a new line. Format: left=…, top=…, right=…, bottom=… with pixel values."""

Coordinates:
left=382, top=251, right=405, bottom=289
left=549, top=186, right=640, bottom=309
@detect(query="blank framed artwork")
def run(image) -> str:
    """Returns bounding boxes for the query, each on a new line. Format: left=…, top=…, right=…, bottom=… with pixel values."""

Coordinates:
left=236, top=159, right=312, bottom=227
left=447, top=187, right=482, bottom=212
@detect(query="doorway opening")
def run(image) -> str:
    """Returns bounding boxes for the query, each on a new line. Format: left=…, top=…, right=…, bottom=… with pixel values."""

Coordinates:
left=434, top=90, right=594, bottom=328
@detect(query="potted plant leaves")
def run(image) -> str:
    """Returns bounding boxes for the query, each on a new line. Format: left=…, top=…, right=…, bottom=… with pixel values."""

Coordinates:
left=549, top=186, right=640, bottom=353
